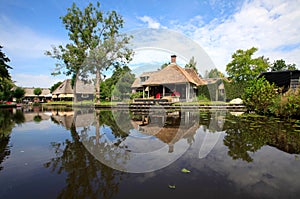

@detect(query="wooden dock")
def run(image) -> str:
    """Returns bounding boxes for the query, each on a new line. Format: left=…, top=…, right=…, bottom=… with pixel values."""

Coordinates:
left=115, top=103, right=246, bottom=112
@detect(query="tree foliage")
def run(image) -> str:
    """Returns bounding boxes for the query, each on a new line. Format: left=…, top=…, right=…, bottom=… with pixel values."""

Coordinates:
left=50, top=81, right=63, bottom=93
left=13, top=87, right=25, bottom=102
left=0, top=46, right=14, bottom=101
left=242, top=78, right=277, bottom=114
left=270, top=59, right=297, bottom=72
left=0, top=45, right=12, bottom=81
left=0, top=79, right=14, bottom=101
left=46, top=2, right=132, bottom=103
left=34, top=88, right=42, bottom=96
left=185, top=56, right=198, bottom=74
left=204, top=68, right=224, bottom=78
left=226, top=47, right=269, bottom=83
left=100, top=66, right=135, bottom=101
left=160, top=62, right=170, bottom=70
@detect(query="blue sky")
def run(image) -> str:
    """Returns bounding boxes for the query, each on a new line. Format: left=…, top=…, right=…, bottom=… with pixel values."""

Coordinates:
left=1, top=0, right=299, bottom=88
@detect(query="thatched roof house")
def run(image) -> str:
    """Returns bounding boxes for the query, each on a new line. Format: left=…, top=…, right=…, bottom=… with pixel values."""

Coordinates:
left=24, top=87, right=51, bottom=97
left=52, top=79, right=94, bottom=101
left=131, top=55, right=206, bottom=102
left=22, top=87, right=51, bottom=102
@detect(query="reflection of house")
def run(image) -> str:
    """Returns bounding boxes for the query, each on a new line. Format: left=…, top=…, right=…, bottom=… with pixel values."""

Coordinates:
left=131, top=55, right=206, bottom=102
left=24, top=112, right=51, bottom=122
left=258, top=70, right=300, bottom=92
left=131, top=111, right=199, bottom=153
left=52, top=79, right=94, bottom=101
left=51, top=110, right=95, bottom=129
left=23, top=87, right=52, bottom=102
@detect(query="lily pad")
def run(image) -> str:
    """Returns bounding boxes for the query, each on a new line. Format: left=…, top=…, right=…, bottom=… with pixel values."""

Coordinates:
left=168, top=185, right=176, bottom=189
left=181, top=168, right=191, bottom=173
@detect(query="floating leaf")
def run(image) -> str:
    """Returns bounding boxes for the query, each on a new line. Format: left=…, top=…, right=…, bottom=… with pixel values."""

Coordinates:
left=181, top=168, right=191, bottom=173
left=168, top=184, right=176, bottom=189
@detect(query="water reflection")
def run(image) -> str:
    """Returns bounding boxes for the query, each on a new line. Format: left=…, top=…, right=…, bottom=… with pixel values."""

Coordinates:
left=224, top=114, right=300, bottom=162
left=44, top=122, right=124, bottom=199
left=1, top=108, right=300, bottom=198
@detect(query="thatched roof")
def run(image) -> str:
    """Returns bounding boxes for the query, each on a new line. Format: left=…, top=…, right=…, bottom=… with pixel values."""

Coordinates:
left=132, top=64, right=206, bottom=87
left=131, top=71, right=159, bottom=88
left=52, top=79, right=73, bottom=95
left=184, top=68, right=207, bottom=85
left=24, top=87, right=51, bottom=97
left=52, top=79, right=94, bottom=95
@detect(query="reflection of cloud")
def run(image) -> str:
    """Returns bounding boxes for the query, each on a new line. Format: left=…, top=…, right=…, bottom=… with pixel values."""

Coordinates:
left=13, top=120, right=52, bottom=132
left=189, top=132, right=300, bottom=198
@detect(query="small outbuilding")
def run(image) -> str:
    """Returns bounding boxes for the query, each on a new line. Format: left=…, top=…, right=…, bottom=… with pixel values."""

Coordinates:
left=258, top=70, right=300, bottom=92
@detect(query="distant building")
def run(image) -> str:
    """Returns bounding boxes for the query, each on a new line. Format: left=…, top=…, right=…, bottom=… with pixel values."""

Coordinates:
left=52, top=79, right=94, bottom=101
left=23, top=87, right=52, bottom=102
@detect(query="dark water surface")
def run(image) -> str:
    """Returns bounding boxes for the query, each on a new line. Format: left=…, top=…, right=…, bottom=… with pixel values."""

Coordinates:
left=1, top=107, right=300, bottom=199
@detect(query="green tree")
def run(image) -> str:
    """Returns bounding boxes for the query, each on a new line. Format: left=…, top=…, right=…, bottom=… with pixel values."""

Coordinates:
left=34, top=88, right=42, bottom=98
left=0, top=45, right=12, bottom=81
left=204, top=68, right=224, bottom=78
left=50, top=81, right=62, bottom=93
left=13, top=87, right=25, bottom=103
left=0, top=79, right=14, bottom=101
left=185, top=56, right=198, bottom=74
left=242, top=78, right=277, bottom=114
left=160, top=62, right=170, bottom=70
left=100, top=66, right=135, bottom=101
left=226, top=47, right=269, bottom=83
left=270, top=59, right=297, bottom=71
left=0, top=46, right=14, bottom=101
left=46, top=2, right=132, bottom=103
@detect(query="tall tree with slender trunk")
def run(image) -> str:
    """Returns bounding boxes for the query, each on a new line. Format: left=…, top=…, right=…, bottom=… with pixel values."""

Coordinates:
left=45, top=2, right=132, bottom=103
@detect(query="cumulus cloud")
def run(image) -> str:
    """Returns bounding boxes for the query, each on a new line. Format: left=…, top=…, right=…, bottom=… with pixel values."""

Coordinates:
left=172, top=0, right=300, bottom=72
left=137, top=16, right=166, bottom=29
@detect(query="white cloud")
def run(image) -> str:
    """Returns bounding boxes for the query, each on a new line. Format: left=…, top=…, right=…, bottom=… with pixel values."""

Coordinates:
left=172, top=0, right=300, bottom=72
left=0, top=15, right=64, bottom=59
left=13, top=73, right=65, bottom=88
left=137, top=16, right=166, bottom=29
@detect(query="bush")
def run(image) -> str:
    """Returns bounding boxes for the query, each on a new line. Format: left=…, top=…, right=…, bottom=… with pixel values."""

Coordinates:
left=197, top=94, right=209, bottom=101
left=242, top=78, right=277, bottom=114
left=269, top=89, right=300, bottom=118
left=224, top=80, right=248, bottom=100
left=130, top=91, right=143, bottom=99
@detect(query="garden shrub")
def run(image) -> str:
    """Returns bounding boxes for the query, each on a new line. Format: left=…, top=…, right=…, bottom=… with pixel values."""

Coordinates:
left=242, top=78, right=277, bottom=115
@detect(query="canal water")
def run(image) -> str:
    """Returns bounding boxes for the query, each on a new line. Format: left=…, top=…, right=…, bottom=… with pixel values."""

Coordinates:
left=0, top=107, right=300, bottom=199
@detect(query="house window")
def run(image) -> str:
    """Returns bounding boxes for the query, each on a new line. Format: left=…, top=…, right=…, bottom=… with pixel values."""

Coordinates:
left=140, top=76, right=149, bottom=82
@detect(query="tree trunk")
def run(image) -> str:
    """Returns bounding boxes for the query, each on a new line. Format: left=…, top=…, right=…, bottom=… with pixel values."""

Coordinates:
left=73, top=73, right=78, bottom=103
left=95, top=69, right=101, bottom=104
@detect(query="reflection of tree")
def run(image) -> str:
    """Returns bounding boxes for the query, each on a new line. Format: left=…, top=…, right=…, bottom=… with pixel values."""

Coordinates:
left=45, top=122, right=125, bottom=199
left=223, top=114, right=300, bottom=162
left=33, top=115, right=42, bottom=123
left=12, top=109, right=25, bottom=125
left=45, top=109, right=129, bottom=198
left=0, top=109, right=25, bottom=170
